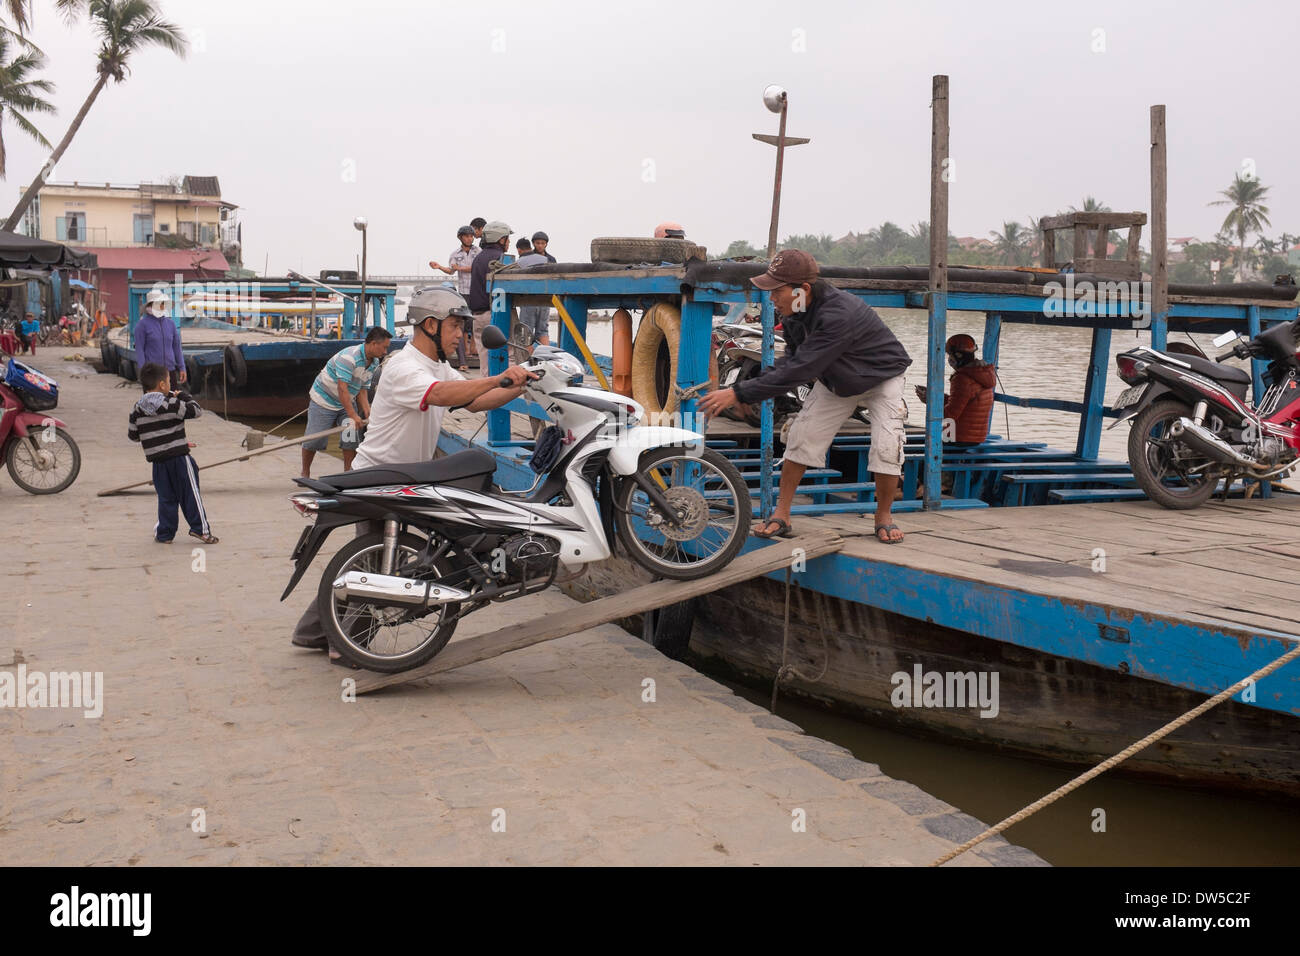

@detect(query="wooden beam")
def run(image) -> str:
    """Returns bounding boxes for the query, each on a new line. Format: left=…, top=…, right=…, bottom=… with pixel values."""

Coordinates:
left=925, top=74, right=950, bottom=510
left=352, top=529, right=846, bottom=694
left=1040, top=212, right=1146, bottom=230
left=1150, top=105, right=1169, bottom=347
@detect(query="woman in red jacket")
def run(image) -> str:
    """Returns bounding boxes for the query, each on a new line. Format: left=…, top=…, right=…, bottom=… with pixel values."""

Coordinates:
left=915, top=334, right=996, bottom=444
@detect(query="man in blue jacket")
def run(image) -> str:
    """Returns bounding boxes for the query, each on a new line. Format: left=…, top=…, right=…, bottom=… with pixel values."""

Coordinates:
left=134, top=288, right=185, bottom=391
left=700, top=251, right=913, bottom=544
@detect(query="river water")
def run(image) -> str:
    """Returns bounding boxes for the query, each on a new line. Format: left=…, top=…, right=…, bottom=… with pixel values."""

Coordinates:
left=231, top=303, right=1300, bottom=865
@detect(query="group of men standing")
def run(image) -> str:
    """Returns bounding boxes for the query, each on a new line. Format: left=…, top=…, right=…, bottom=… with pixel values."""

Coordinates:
left=429, top=218, right=555, bottom=369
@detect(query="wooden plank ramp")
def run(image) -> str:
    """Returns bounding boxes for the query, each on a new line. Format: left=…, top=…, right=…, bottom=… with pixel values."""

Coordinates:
left=354, top=529, right=844, bottom=694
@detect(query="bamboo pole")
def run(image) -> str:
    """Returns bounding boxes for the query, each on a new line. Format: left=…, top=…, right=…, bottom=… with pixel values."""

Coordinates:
left=1150, top=105, right=1168, bottom=348
left=97, top=425, right=346, bottom=497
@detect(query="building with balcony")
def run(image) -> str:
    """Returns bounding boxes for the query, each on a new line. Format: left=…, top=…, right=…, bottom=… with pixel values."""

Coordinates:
left=20, top=176, right=241, bottom=319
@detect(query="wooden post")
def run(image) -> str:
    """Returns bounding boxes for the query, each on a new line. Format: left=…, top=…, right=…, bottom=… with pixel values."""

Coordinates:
left=767, top=97, right=789, bottom=259
left=759, top=291, right=776, bottom=518
left=487, top=289, right=512, bottom=445
left=678, top=297, right=712, bottom=436
left=981, top=312, right=1002, bottom=436
left=1075, top=327, right=1112, bottom=460
left=1150, top=105, right=1168, bottom=350
left=924, top=75, right=950, bottom=509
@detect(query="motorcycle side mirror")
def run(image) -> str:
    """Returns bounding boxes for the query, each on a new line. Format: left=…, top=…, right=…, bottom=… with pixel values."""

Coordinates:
left=480, top=325, right=508, bottom=350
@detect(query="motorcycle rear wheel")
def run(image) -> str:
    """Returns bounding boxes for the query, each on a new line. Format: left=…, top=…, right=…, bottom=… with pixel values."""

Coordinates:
left=614, top=447, right=752, bottom=580
left=6, top=428, right=81, bottom=494
left=317, top=531, right=461, bottom=672
left=1127, top=400, right=1219, bottom=510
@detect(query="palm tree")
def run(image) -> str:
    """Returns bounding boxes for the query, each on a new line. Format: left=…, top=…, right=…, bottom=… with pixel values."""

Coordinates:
left=1070, top=196, right=1111, bottom=213
left=990, top=221, right=1029, bottom=266
left=0, top=30, right=53, bottom=177
left=3, top=0, right=85, bottom=35
left=4, top=0, right=185, bottom=232
left=1210, top=174, right=1271, bottom=282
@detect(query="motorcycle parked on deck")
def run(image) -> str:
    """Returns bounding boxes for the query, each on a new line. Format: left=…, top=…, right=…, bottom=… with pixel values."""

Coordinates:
left=1, top=358, right=81, bottom=495
left=282, top=325, right=752, bottom=673
left=1112, top=319, right=1300, bottom=509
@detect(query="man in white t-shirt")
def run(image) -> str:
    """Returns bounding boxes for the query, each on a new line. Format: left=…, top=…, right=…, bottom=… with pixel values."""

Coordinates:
left=292, top=286, right=535, bottom=660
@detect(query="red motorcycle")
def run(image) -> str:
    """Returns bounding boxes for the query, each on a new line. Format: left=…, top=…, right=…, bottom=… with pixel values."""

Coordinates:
left=1, top=358, right=81, bottom=494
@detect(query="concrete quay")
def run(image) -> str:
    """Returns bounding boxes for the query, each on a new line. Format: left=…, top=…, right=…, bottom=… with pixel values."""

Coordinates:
left=0, top=347, right=1044, bottom=866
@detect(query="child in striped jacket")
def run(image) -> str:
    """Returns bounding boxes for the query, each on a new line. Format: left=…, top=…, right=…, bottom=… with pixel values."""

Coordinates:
left=128, top=362, right=219, bottom=545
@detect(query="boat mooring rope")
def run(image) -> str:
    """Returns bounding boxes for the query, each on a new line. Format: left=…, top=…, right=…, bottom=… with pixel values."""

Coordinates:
left=930, top=638, right=1300, bottom=867
left=770, top=568, right=830, bottom=713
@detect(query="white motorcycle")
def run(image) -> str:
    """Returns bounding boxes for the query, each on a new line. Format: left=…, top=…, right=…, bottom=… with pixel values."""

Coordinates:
left=282, top=324, right=752, bottom=672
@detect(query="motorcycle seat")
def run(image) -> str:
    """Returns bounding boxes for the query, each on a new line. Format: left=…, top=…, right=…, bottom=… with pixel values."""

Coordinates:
left=320, top=448, right=497, bottom=492
left=1172, top=353, right=1251, bottom=387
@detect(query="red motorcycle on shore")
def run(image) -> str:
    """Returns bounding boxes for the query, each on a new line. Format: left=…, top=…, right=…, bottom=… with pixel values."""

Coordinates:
left=1, top=358, right=81, bottom=494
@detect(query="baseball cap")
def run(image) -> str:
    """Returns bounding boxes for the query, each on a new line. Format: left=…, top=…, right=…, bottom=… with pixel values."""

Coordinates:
left=531, top=231, right=549, bottom=242
left=482, top=220, right=512, bottom=243
left=750, top=250, right=819, bottom=290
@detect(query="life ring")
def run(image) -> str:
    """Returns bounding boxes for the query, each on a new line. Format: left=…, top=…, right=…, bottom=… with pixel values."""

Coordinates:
left=631, top=303, right=681, bottom=422
left=120, top=358, right=137, bottom=382
left=611, top=309, right=633, bottom=397
left=184, top=355, right=202, bottom=389
left=100, top=338, right=116, bottom=372
left=224, top=344, right=248, bottom=387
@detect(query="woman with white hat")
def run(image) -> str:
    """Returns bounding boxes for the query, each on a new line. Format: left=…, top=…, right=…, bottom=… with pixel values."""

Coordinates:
left=134, top=287, right=186, bottom=392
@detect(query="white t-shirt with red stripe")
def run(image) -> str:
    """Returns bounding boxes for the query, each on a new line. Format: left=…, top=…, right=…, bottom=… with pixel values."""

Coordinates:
left=353, top=344, right=465, bottom=470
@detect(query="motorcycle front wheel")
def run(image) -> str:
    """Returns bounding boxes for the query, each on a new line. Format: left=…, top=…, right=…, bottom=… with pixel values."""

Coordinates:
left=614, top=447, right=752, bottom=580
left=1127, top=400, right=1219, bottom=510
left=5, top=428, right=81, bottom=494
left=317, top=531, right=461, bottom=672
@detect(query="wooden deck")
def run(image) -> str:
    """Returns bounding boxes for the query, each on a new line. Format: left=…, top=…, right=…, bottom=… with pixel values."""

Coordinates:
left=798, top=497, right=1300, bottom=641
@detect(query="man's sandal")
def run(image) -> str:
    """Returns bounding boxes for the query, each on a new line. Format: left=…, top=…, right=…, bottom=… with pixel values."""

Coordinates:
left=752, top=517, right=794, bottom=539
left=874, top=524, right=904, bottom=545
left=188, top=530, right=220, bottom=545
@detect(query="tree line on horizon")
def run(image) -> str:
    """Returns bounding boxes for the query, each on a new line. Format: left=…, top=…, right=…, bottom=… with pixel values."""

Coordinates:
left=720, top=180, right=1293, bottom=286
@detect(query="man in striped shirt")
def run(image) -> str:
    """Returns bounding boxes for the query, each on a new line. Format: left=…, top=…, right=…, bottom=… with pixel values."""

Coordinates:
left=128, top=362, right=218, bottom=545
left=301, top=327, right=393, bottom=477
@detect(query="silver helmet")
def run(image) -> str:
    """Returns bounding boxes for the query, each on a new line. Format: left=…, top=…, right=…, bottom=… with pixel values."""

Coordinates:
left=408, top=286, right=472, bottom=327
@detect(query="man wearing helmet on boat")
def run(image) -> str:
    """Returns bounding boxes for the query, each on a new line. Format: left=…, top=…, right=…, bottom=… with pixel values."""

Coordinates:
left=290, top=286, right=536, bottom=660
left=914, top=333, right=996, bottom=446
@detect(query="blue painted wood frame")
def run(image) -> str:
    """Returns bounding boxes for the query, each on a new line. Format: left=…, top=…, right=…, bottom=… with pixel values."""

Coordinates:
left=1075, top=327, right=1112, bottom=460
left=981, top=312, right=1002, bottom=436
left=924, top=290, right=947, bottom=507
left=558, top=296, right=588, bottom=361
left=759, top=291, right=776, bottom=518
left=761, top=549, right=1300, bottom=718
left=678, top=298, right=711, bottom=437
left=487, top=290, right=512, bottom=444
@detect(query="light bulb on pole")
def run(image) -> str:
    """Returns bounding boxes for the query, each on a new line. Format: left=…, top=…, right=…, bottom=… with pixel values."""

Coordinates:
left=753, top=86, right=810, bottom=259
left=354, top=217, right=368, bottom=333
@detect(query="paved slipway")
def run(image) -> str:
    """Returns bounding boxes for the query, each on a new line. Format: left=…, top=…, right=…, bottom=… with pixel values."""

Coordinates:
left=0, top=347, right=1044, bottom=866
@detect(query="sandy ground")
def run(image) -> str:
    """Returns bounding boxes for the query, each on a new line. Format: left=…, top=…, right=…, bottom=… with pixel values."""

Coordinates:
left=0, top=347, right=1042, bottom=866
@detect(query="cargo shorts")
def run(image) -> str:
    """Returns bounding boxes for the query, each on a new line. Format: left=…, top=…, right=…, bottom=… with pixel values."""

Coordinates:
left=784, top=375, right=907, bottom=476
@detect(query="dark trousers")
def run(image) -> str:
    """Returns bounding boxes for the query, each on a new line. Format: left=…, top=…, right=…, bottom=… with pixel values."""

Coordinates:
left=153, top=454, right=210, bottom=541
left=292, top=519, right=379, bottom=647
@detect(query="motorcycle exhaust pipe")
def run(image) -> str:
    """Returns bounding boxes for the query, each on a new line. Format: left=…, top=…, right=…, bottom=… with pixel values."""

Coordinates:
left=332, top=571, right=470, bottom=607
left=1169, top=418, right=1266, bottom=472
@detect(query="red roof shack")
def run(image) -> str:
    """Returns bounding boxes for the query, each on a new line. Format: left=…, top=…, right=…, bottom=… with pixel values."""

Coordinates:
left=87, top=247, right=230, bottom=319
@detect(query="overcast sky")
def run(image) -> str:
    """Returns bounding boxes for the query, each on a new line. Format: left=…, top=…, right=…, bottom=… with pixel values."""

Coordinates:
left=7, top=0, right=1297, bottom=274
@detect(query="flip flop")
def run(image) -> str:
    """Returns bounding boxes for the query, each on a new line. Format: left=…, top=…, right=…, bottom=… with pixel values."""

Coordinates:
left=752, top=517, right=793, bottom=539
left=874, top=523, right=904, bottom=545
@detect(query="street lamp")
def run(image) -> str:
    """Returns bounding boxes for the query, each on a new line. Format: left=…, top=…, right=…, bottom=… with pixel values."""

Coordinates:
left=354, top=216, right=368, bottom=333
left=753, top=85, right=810, bottom=259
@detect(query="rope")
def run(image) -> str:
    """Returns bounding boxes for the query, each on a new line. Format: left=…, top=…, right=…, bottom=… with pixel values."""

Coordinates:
left=262, top=407, right=308, bottom=437
left=770, top=571, right=830, bottom=713
left=930, top=638, right=1300, bottom=867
